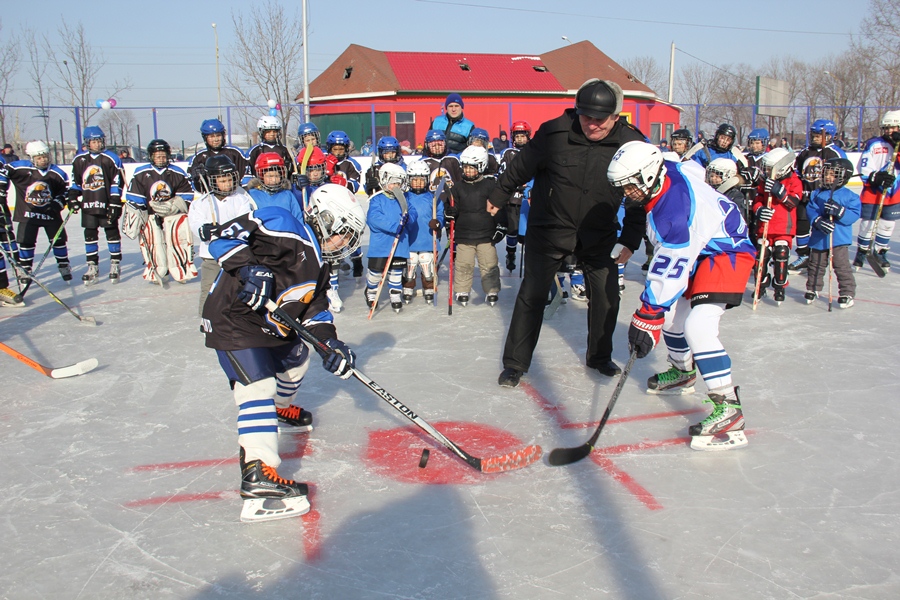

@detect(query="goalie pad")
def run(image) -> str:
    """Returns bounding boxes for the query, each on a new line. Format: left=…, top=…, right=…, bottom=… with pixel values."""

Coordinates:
left=149, top=196, right=189, bottom=218
left=163, top=213, right=198, bottom=283
left=140, top=216, right=168, bottom=282
left=122, top=204, right=148, bottom=240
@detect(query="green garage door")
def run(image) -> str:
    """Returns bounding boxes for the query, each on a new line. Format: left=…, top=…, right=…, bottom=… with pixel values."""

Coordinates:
left=311, top=113, right=390, bottom=152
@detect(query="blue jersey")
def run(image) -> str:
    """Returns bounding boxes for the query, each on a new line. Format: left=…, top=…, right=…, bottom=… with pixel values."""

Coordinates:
left=406, top=189, right=444, bottom=253
left=366, top=190, right=418, bottom=258
left=806, top=187, right=861, bottom=249
left=247, top=187, right=306, bottom=225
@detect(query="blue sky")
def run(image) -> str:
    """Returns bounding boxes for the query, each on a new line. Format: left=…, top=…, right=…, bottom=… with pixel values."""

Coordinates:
left=2, top=0, right=862, bottom=146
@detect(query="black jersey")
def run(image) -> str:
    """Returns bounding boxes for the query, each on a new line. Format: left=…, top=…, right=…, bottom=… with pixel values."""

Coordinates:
left=1, top=160, right=69, bottom=222
left=795, top=143, right=846, bottom=193
left=332, top=156, right=362, bottom=194
left=188, top=146, right=250, bottom=187
left=125, top=163, right=194, bottom=216
left=498, top=148, right=528, bottom=206
left=70, top=150, right=124, bottom=216
left=421, top=155, right=462, bottom=189
left=247, top=142, right=295, bottom=179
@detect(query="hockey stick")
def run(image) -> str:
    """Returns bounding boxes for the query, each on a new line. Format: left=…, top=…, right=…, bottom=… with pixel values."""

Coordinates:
left=826, top=190, right=835, bottom=312
left=20, top=209, right=73, bottom=298
left=543, top=275, right=564, bottom=319
left=752, top=196, right=773, bottom=311
left=431, top=176, right=446, bottom=301
left=0, top=244, right=96, bottom=325
left=864, top=141, right=900, bottom=278
left=298, top=142, right=314, bottom=213
left=548, top=349, right=638, bottom=466
left=0, top=340, right=98, bottom=379
left=367, top=187, right=408, bottom=320
left=0, top=206, right=23, bottom=293
left=264, top=299, right=542, bottom=473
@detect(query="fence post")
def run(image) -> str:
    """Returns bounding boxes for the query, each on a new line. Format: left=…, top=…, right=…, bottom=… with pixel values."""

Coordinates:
left=152, top=108, right=158, bottom=139
left=858, top=106, right=864, bottom=149
left=58, top=119, right=65, bottom=164
left=226, top=106, right=232, bottom=146
left=74, top=107, right=82, bottom=149
left=694, top=105, right=700, bottom=141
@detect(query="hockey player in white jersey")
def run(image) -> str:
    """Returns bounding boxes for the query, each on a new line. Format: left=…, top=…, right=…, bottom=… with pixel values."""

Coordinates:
left=124, top=139, right=197, bottom=285
left=608, top=141, right=756, bottom=450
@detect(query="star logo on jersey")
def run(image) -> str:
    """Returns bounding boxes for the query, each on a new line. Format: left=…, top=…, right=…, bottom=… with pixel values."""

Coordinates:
left=24, top=181, right=52, bottom=208
left=149, top=181, right=173, bottom=202
left=82, top=165, right=106, bottom=192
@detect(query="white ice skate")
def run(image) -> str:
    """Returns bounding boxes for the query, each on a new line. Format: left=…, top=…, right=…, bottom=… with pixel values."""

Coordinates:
left=689, top=387, right=748, bottom=451
left=327, top=288, right=343, bottom=313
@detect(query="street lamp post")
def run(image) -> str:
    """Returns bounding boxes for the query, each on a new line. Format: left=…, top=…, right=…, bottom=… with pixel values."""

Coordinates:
left=212, top=23, right=222, bottom=121
left=62, top=59, right=81, bottom=151
left=824, top=70, right=842, bottom=141
left=561, top=36, right=573, bottom=45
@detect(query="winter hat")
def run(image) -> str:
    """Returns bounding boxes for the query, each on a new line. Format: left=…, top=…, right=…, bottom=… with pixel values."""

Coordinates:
left=445, top=93, right=464, bottom=109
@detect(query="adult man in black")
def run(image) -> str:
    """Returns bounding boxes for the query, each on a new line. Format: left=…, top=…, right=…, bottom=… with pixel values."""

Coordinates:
left=487, top=79, right=646, bottom=387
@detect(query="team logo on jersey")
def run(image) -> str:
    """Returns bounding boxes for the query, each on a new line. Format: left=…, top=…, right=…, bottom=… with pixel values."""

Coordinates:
left=24, top=181, right=52, bottom=208
left=801, top=157, right=822, bottom=182
left=149, top=181, right=173, bottom=202
left=82, top=165, right=106, bottom=192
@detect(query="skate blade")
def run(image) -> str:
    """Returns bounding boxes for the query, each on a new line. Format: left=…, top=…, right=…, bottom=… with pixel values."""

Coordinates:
left=690, top=430, right=748, bottom=451
left=240, top=496, right=310, bottom=523
left=647, top=385, right=695, bottom=396
left=278, top=423, right=313, bottom=434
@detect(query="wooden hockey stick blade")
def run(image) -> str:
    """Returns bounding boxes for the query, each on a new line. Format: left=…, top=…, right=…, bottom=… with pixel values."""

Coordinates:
left=866, top=251, right=888, bottom=278
left=0, top=341, right=98, bottom=379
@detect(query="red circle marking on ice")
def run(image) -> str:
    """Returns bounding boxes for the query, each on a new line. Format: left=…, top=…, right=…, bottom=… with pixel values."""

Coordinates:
left=365, top=421, right=526, bottom=485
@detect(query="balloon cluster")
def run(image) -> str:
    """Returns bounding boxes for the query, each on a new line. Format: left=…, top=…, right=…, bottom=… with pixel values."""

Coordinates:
left=267, top=99, right=281, bottom=117
left=95, top=98, right=118, bottom=110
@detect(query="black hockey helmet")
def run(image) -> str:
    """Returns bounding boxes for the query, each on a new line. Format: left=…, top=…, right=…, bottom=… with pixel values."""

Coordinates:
left=712, top=123, right=737, bottom=151
left=822, top=157, right=855, bottom=189
left=147, top=139, right=171, bottom=167
left=204, top=154, right=238, bottom=196
left=671, top=128, right=692, bottom=142
left=575, top=79, right=622, bottom=120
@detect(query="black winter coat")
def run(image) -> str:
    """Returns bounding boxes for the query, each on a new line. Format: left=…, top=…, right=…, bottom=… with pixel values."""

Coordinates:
left=488, top=109, right=646, bottom=259
left=448, top=176, right=505, bottom=245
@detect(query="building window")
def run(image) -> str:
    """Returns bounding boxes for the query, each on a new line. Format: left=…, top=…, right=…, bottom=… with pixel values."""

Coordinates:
left=343, top=67, right=353, bottom=80
left=396, top=112, right=415, bottom=125
left=650, top=123, right=662, bottom=145
left=459, top=63, right=470, bottom=71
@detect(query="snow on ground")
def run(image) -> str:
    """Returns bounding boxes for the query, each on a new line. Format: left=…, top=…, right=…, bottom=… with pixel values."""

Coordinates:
left=1, top=223, right=899, bottom=599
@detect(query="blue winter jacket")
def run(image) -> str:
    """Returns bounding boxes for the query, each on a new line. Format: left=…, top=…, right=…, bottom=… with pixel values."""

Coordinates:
left=407, top=190, right=444, bottom=252
left=431, top=114, right=475, bottom=155
left=366, top=191, right=418, bottom=258
left=806, top=186, right=861, bottom=249
left=247, top=187, right=307, bottom=225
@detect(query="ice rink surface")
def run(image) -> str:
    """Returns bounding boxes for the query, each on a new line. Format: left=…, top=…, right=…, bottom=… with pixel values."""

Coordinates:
left=1, top=226, right=899, bottom=599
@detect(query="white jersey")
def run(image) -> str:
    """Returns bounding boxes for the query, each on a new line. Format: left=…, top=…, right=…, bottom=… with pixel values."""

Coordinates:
left=858, top=136, right=899, bottom=182
left=188, top=188, right=255, bottom=259
left=641, top=161, right=755, bottom=311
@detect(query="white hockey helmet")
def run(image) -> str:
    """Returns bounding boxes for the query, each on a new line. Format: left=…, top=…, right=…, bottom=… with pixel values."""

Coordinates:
left=307, top=183, right=367, bottom=261
left=607, top=140, right=666, bottom=202
left=378, top=162, right=408, bottom=192
left=25, top=140, right=50, bottom=158
left=406, top=160, right=431, bottom=192
left=761, top=147, right=796, bottom=180
left=881, top=110, right=900, bottom=128
left=257, top=115, right=283, bottom=138
left=706, top=158, right=737, bottom=185
left=459, top=145, right=488, bottom=181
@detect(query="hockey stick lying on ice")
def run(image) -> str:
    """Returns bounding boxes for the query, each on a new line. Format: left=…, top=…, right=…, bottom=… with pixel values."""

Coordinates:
left=548, top=349, right=638, bottom=466
left=20, top=209, right=73, bottom=298
left=0, top=340, right=98, bottom=379
left=264, top=299, right=543, bottom=473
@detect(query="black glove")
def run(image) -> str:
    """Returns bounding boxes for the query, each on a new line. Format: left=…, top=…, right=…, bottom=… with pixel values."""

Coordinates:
left=51, top=196, right=66, bottom=212
left=428, top=218, right=442, bottom=232
left=813, top=216, right=835, bottom=234
left=491, top=222, right=508, bottom=245
left=364, top=173, right=378, bottom=193
left=107, top=203, right=123, bottom=222
left=823, top=199, right=845, bottom=219
left=191, top=166, right=209, bottom=193
left=292, top=173, right=310, bottom=190
left=627, top=306, right=664, bottom=359
left=199, top=223, right=219, bottom=242
left=444, top=205, right=459, bottom=222
left=739, top=165, right=762, bottom=186
left=0, top=181, right=7, bottom=208
left=764, top=178, right=787, bottom=200
left=322, top=338, right=356, bottom=379
left=891, top=131, right=900, bottom=144
left=756, top=206, right=775, bottom=222
left=67, top=189, right=81, bottom=213
left=237, top=265, right=274, bottom=312
left=872, top=170, right=895, bottom=190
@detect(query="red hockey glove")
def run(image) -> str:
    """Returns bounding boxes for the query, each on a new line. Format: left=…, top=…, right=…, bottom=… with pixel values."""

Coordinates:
left=628, top=305, right=664, bottom=359
left=330, top=172, right=347, bottom=187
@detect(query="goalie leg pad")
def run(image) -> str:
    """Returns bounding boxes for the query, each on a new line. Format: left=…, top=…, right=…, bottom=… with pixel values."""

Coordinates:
left=122, top=203, right=149, bottom=240
left=772, top=240, right=790, bottom=287
left=163, top=214, right=197, bottom=282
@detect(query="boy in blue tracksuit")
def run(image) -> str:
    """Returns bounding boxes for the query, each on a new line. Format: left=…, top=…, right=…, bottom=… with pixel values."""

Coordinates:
left=365, top=163, right=417, bottom=312
left=402, top=161, right=444, bottom=304
left=805, top=157, right=861, bottom=308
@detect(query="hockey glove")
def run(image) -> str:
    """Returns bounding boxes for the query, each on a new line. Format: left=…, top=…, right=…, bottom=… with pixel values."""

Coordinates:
left=107, top=203, right=123, bottom=222
left=322, top=338, right=356, bottom=379
left=892, top=131, right=900, bottom=144
left=763, top=178, right=787, bottom=201
left=739, top=165, right=762, bottom=186
left=782, top=194, right=799, bottom=210
left=67, top=189, right=82, bottom=213
left=237, top=265, right=275, bottom=312
left=813, top=216, right=835, bottom=235
left=394, top=213, right=409, bottom=236
left=191, top=166, right=209, bottom=193
left=292, top=173, right=310, bottom=190
left=329, top=172, right=348, bottom=188
left=823, top=199, right=845, bottom=219
left=756, top=206, right=775, bottom=222
left=428, top=218, right=442, bottom=232
left=0, top=181, right=7, bottom=208
left=872, top=170, right=895, bottom=190
left=198, top=223, right=220, bottom=242
left=324, top=153, right=339, bottom=176
left=444, top=204, right=459, bottom=222
left=628, top=305, right=665, bottom=359
left=491, top=222, right=508, bottom=245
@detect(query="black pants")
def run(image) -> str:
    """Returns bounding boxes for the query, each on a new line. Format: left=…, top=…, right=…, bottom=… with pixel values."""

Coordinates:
left=503, top=242, right=620, bottom=372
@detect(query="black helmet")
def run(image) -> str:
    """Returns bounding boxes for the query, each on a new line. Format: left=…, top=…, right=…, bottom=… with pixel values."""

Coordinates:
left=822, top=157, right=855, bottom=189
left=147, top=139, right=171, bottom=167
left=575, top=79, right=622, bottom=120
left=204, top=155, right=238, bottom=196
left=713, top=123, right=736, bottom=151
left=671, top=128, right=692, bottom=141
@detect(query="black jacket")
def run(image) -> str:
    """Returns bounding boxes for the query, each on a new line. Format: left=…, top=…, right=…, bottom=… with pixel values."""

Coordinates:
left=448, top=176, right=504, bottom=245
left=488, top=109, right=646, bottom=259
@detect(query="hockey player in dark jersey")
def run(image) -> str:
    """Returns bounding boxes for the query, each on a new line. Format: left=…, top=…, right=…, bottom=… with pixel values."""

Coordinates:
left=325, top=130, right=362, bottom=193
left=124, top=139, right=197, bottom=284
left=498, top=120, right=531, bottom=272
left=467, top=128, right=500, bottom=176
left=364, top=136, right=405, bottom=196
left=0, top=141, right=71, bottom=285
left=187, top=118, right=250, bottom=187
left=69, top=126, right=125, bottom=285
left=247, top=116, right=295, bottom=180
left=200, top=187, right=365, bottom=522
left=421, top=129, right=462, bottom=188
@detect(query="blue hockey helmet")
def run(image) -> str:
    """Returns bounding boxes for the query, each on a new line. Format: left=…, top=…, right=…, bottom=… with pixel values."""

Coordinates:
left=83, top=126, right=105, bottom=141
left=810, top=119, right=837, bottom=136
left=468, top=127, right=490, bottom=147
left=200, top=119, right=225, bottom=136
left=748, top=128, right=769, bottom=142
left=297, top=122, right=320, bottom=145
left=424, top=129, right=446, bottom=144
left=326, top=130, right=351, bottom=153
left=377, top=136, right=401, bottom=163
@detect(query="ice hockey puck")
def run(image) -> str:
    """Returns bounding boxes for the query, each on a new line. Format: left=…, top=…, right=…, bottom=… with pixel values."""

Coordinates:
left=418, top=448, right=430, bottom=468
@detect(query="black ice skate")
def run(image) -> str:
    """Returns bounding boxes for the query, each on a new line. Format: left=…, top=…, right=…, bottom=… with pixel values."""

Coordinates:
left=276, top=405, right=313, bottom=432
left=647, top=364, right=696, bottom=395
left=423, top=289, right=435, bottom=304
left=852, top=248, right=866, bottom=271
left=505, top=251, right=516, bottom=272
left=773, top=285, right=785, bottom=305
left=59, top=263, right=72, bottom=282
left=455, top=292, right=469, bottom=307
left=390, top=292, right=403, bottom=313
left=486, top=293, right=498, bottom=306
left=689, top=387, right=747, bottom=451
left=240, top=452, right=310, bottom=523
left=804, top=290, right=818, bottom=305
left=837, top=295, right=854, bottom=309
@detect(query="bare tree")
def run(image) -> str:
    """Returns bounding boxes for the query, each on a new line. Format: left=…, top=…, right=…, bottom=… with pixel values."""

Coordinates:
left=25, top=29, right=52, bottom=144
left=675, top=62, right=718, bottom=136
left=98, top=109, right=137, bottom=147
left=226, top=2, right=305, bottom=143
left=709, top=63, right=757, bottom=142
left=620, top=55, right=666, bottom=98
left=0, top=20, right=21, bottom=146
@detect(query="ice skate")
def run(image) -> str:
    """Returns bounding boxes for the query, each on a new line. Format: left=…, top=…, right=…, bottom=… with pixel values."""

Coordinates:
left=788, top=255, right=808, bottom=273
left=240, top=453, right=310, bottom=523
left=58, top=263, right=72, bottom=282
left=876, top=249, right=891, bottom=271
left=773, top=285, right=785, bottom=305
left=109, top=259, right=121, bottom=284
left=455, top=292, right=469, bottom=307
left=423, top=289, right=435, bottom=304
left=0, top=287, right=24, bottom=308
left=15, top=265, right=31, bottom=286
left=364, top=288, right=376, bottom=308
left=389, top=291, right=403, bottom=313
left=326, top=288, right=343, bottom=313
left=852, top=248, right=866, bottom=271
left=82, top=263, right=99, bottom=286
left=618, top=273, right=625, bottom=292
left=352, top=257, right=363, bottom=278
left=486, top=293, right=498, bottom=306
left=402, top=288, right=414, bottom=305
left=804, top=290, right=818, bottom=305
left=570, top=283, right=587, bottom=302
left=505, top=251, right=516, bottom=272
left=276, top=405, right=313, bottom=432
left=837, top=295, right=854, bottom=309
left=689, top=387, right=747, bottom=451
left=647, top=364, right=696, bottom=395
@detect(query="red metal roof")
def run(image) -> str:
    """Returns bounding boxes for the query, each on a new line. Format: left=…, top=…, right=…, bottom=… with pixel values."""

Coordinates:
left=383, top=51, right=566, bottom=93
